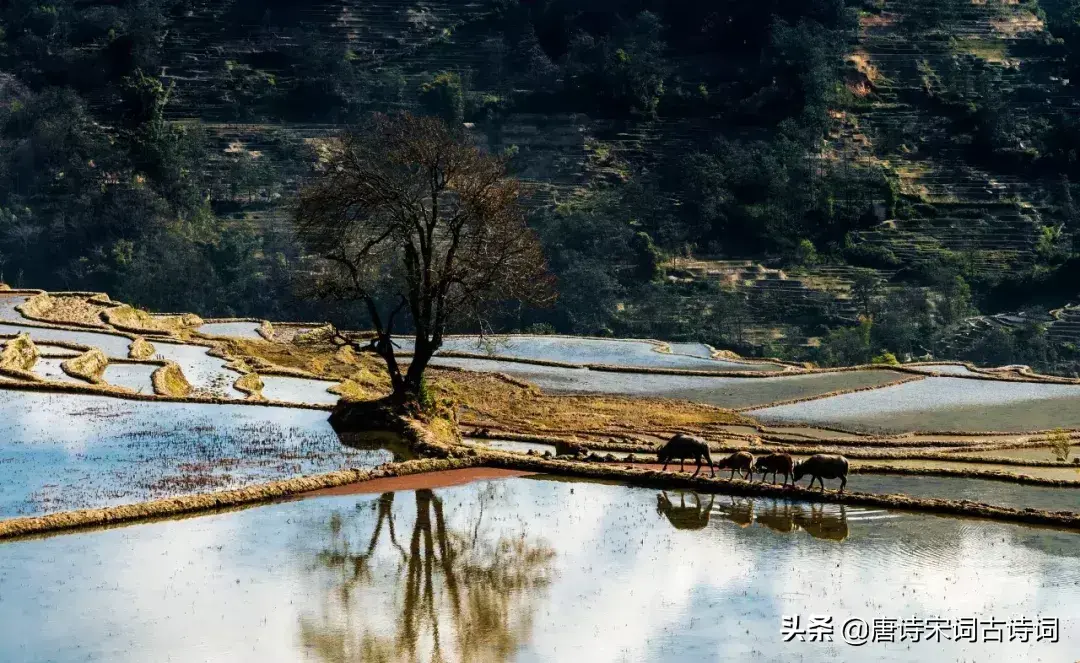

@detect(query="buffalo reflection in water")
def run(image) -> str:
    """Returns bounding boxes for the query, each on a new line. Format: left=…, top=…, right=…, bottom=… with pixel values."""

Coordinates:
left=656, top=491, right=715, bottom=530
left=299, top=486, right=556, bottom=662
left=659, top=492, right=850, bottom=542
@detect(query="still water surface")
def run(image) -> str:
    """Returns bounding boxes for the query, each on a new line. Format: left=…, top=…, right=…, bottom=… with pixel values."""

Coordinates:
left=0, top=477, right=1075, bottom=662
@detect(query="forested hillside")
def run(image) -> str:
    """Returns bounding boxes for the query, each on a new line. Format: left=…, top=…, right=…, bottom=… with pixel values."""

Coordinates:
left=4, top=0, right=1080, bottom=372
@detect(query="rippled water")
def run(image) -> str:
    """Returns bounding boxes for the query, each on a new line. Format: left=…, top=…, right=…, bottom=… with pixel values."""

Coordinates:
left=0, top=390, right=388, bottom=516
left=432, top=357, right=905, bottom=409
left=101, top=363, right=157, bottom=394
left=197, top=321, right=264, bottom=339
left=408, top=335, right=782, bottom=371
left=0, top=478, right=1075, bottom=662
left=749, top=377, right=1080, bottom=432
left=845, top=473, right=1080, bottom=513
left=151, top=342, right=245, bottom=399
left=260, top=375, right=339, bottom=405
left=0, top=323, right=131, bottom=357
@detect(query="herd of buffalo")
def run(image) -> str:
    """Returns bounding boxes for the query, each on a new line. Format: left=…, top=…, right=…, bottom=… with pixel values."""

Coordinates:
left=657, top=433, right=849, bottom=493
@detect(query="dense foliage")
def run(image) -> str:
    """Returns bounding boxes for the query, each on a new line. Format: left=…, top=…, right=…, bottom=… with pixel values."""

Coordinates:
left=3, top=0, right=1080, bottom=374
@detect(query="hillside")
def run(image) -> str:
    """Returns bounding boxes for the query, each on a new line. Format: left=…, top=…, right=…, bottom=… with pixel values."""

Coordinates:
left=4, top=0, right=1080, bottom=373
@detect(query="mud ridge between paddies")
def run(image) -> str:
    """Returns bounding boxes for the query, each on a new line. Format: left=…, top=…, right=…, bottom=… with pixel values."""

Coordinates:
left=3, top=439, right=1080, bottom=541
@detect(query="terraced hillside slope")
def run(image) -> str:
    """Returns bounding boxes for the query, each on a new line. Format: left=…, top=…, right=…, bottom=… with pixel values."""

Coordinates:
left=6, top=0, right=1080, bottom=374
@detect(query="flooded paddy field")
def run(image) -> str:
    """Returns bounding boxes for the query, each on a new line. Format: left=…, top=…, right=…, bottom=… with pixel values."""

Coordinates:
left=666, top=341, right=715, bottom=358
left=905, top=364, right=982, bottom=376
left=0, top=391, right=392, bottom=517
left=151, top=342, right=245, bottom=399
left=844, top=473, right=1080, bottom=513
left=101, top=363, right=157, bottom=394
left=749, top=377, right=1080, bottom=433
left=30, top=358, right=88, bottom=384
left=414, top=335, right=784, bottom=371
left=260, top=375, right=340, bottom=405
left=0, top=477, right=1075, bottom=662
left=850, top=458, right=1080, bottom=482
left=35, top=344, right=81, bottom=357
left=959, top=446, right=1071, bottom=463
left=433, top=357, right=905, bottom=409
left=0, top=294, right=28, bottom=322
left=0, top=323, right=131, bottom=357
left=197, top=321, right=263, bottom=339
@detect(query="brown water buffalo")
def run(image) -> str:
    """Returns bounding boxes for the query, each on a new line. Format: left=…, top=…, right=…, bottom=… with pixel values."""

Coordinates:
left=793, top=454, right=849, bottom=493
left=754, top=453, right=795, bottom=485
left=657, top=433, right=714, bottom=477
left=715, top=451, right=754, bottom=480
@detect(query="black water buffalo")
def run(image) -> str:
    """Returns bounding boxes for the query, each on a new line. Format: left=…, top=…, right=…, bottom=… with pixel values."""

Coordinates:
left=754, top=453, right=795, bottom=485
left=793, top=454, right=849, bottom=493
left=657, top=433, right=714, bottom=477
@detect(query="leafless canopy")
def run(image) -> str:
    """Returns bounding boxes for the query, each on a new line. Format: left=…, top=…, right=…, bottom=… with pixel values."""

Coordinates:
left=294, top=112, right=554, bottom=399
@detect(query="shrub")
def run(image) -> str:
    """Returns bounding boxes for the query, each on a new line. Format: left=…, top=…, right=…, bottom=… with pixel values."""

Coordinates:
left=1048, top=428, right=1071, bottom=462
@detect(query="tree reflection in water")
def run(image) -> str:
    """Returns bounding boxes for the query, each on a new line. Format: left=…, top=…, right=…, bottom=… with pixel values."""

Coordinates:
left=300, top=486, right=556, bottom=662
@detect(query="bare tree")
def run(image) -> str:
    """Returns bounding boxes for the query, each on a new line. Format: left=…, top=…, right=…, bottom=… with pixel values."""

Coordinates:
left=293, top=112, right=554, bottom=407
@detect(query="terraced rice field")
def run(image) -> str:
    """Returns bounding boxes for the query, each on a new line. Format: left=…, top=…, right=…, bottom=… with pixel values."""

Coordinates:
left=414, top=335, right=784, bottom=371
left=844, top=474, right=1080, bottom=513
left=35, top=344, right=81, bottom=357
left=850, top=459, right=1080, bottom=483
left=150, top=342, right=246, bottom=398
left=749, top=377, right=1080, bottom=432
left=30, top=358, right=88, bottom=385
left=101, top=363, right=158, bottom=394
left=666, top=342, right=715, bottom=358
left=0, top=324, right=131, bottom=357
left=0, top=391, right=392, bottom=517
left=906, top=364, right=983, bottom=376
left=0, top=478, right=1074, bottom=661
left=433, top=357, right=906, bottom=409
left=197, top=321, right=264, bottom=339
left=259, top=375, right=340, bottom=405
left=960, top=446, right=1071, bottom=463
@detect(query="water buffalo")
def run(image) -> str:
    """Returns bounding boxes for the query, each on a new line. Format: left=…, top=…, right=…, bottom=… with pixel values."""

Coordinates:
left=657, top=433, right=714, bottom=477
left=754, top=453, right=795, bottom=485
left=715, top=451, right=754, bottom=480
left=793, top=454, right=849, bottom=493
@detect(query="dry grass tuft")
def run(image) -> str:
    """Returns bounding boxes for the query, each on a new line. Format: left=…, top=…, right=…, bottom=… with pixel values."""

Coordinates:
left=104, top=305, right=201, bottom=334
left=62, top=348, right=108, bottom=383
left=234, top=372, right=265, bottom=400
left=19, top=294, right=109, bottom=328
left=128, top=336, right=156, bottom=360
left=152, top=362, right=193, bottom=397
left=1, top=332, right=39, bottom=373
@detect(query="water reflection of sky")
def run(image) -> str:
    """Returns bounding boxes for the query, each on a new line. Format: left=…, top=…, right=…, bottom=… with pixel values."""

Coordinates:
left=403, top=335, right=782, bottom=371
left=750, top=377, right=1080, bottom=432
left=0, top=390, right=389, bottom=516
left=0, top=478, right=1075, bottom=662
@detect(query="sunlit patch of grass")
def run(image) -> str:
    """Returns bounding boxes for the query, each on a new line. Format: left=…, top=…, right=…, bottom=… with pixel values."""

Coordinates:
left=104, top=305, right=202, bottom=334
left=428, top=370, right=749, bottom=438
left=152, top=362, right=193, bottom=397
left=19, top=294, right=110, bottom=327
left=950, top=37, right=1009, bottom=63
